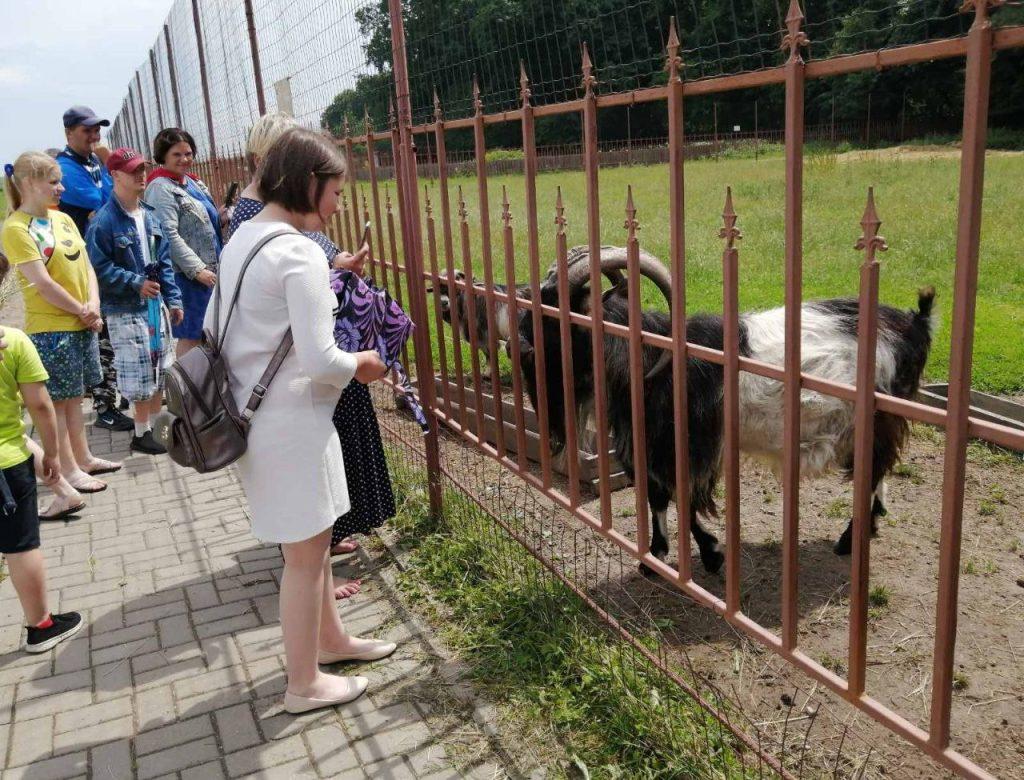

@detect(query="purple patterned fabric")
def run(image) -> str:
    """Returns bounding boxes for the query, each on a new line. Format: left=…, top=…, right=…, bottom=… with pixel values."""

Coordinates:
left=330, top=269, right=428, bottom=431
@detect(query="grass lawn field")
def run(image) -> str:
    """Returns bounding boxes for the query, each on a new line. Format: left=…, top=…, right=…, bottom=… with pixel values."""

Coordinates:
left=406, top=147, right=1024, bottom=394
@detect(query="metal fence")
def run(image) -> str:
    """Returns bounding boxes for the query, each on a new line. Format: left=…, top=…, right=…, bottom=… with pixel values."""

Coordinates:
left=110, top=0, right=1024, bottom=777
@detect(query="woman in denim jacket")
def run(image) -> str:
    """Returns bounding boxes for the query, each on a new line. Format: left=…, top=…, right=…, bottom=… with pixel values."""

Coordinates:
left=144, top=128, right=223, bottom=357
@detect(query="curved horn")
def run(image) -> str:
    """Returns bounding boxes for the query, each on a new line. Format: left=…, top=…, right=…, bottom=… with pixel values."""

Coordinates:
left=597, top=250, right=674, bottom=380
left=558, top=246, right=626, bottom=291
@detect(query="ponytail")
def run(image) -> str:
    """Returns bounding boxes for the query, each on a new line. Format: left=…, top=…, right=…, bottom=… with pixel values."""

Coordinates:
left=4, top=151, right=61, bottom=216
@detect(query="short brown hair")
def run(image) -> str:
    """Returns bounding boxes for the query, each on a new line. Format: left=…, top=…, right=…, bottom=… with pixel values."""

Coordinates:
left=152, top=127, right=197, bottom=164
left=257, top=128, right=345, bottom=214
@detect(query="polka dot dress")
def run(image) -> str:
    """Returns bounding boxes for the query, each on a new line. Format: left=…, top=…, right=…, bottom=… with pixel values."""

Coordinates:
left=331, top=381, right=395, bottom=545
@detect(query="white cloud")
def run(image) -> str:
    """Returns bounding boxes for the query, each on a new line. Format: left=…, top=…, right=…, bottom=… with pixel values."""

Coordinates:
left=0, top=66, right=28, bottom=87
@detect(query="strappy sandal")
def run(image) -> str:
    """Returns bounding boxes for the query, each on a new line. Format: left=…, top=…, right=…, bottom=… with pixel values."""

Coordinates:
left=67, top=475, right=107, bottom=494
left=40, top=499, right=86, bottom=522
left=84, top=459, right=122, bottom=476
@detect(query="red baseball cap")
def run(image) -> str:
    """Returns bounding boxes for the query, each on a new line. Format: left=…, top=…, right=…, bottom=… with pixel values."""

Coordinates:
left=107, top=147, right=149, bottom=174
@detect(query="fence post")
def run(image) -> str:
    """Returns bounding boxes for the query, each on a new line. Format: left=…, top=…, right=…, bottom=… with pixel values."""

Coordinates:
left=134, top=72, right=150, bottom=150
left=244, top=0, right=267, bottom=115
left=191, top=0, right=218, bottom=158
left=387, top=0, right=444, bottom=520
left=780, top=0, right=808, bottom=656
left=164, top=24, right=183, bottom=127
left=149, top=49, right=165, bottom=130
left=128, top=86, right=144, bottom=153
left=929, top=0, right=998, bottom=751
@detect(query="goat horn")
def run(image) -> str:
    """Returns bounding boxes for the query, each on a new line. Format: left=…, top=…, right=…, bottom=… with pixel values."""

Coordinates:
left=562, top=246, right=629, bottom=292
left=595, top=249, right=674, bottom=380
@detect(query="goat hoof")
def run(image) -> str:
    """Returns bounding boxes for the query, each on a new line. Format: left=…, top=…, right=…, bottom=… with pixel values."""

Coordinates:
left=638, top=561, right=658, bottom=579
left=701, top=545, right=725, bottom=575
left=833, top=535, right=852, bottom=556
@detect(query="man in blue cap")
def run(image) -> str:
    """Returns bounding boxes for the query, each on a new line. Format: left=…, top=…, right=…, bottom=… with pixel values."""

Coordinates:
left=57, top=106, right=132, bottom=433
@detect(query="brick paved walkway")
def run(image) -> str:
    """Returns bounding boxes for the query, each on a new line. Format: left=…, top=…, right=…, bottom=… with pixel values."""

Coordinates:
left=0, top=419, right=515, bottom=779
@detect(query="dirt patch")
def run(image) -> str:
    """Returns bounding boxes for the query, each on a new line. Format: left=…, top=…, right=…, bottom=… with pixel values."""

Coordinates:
left=836, top=145, right=1024, bottom=163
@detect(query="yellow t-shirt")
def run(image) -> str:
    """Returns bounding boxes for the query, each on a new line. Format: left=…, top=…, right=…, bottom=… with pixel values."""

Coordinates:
left=0, top=327, right=49, bottom=469
left=0, top=210, right=91, bottom=334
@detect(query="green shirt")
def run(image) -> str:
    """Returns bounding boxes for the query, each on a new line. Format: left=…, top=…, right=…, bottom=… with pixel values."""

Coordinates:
left=0, top=327, right=49, bottom=469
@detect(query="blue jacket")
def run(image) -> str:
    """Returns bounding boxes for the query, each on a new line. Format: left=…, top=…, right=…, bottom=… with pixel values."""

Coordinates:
left=85, top=194, right=182, bottom=316
left=57, top=147, right=113, bottom=237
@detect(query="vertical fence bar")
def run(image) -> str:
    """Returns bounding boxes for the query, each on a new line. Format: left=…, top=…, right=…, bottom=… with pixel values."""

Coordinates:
left=191, top=0, right=217, bottom=158
left=128, top=87, right=144, bottom=153
left=666, top=19, right=693, bottom=582
left=930, top=0, right=997, bottom=750
left=365, top=112, right=386, bottom=284
left=625, top=187, right=650, bottom=556
left=134, top=72, right=149, bottom=149
left=847, top=188, right=886, bottom=698
left=149, top=49, right=165, bottom=130
left=432, top=95, right=468, bottom=430
left=720, top=187, right=742, bottom=614
left=581, top=43, right=613, bottom=528
left=388, top=100, right=412, bottom=372
left=553, top=188, right=581, bottom=506
left=164, top=24, right=183, bottom=127
left=341, top=191, right=354, bottom=251
left=472, top=78, right=507, bottom=459
left=520, top=64, right=554, bottom=489
left=780, top=0, right=808, bottom=654
left=425, top=187, right=452, bottom=418
left=344, top=118, right=361, bottom=243
left=244, top=0, right=267, bottom=115
left=388, top=0, right=444, bottom=518
left=457, top=187, right=487, bottom=444
left=361, top=190, right=376, bottom=280
left=501, top=187, right=528, bottom=470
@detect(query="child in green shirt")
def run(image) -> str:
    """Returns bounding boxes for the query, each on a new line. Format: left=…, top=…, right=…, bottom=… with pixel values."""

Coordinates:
left=0, top=253, right=84, bottom=651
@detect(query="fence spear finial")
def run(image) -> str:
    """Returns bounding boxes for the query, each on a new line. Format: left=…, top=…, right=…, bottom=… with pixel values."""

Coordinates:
left=433, top=87, right=443, bottom=122
left=624, top=185, right=638, bottom=236
left=555, top=187, right=566, bottom=234
left=581, top=43, right=596, bottom=94
left=424, top=185, right=432, bottom=218
left=387, top=95, right=396, bottom=130
left=472, top=76, right=483, bottom=115
left=719, top=186, right=742, bottom=249
left=665, top=17, right=683, bottom=82
left=519, top=61, right=531, bottom=107
left=781, top=0, right=809, bottom=63
left=385, top=184, right=393, bottom=215
left=855, top=187, right=888, bottom=263
left=457, top=185, right=468, bottom=221
left=343, top=114, right=351, bottom=139
left=501, top=185, right=512, bottom=228
left=364, top=108, right=373, bottom=136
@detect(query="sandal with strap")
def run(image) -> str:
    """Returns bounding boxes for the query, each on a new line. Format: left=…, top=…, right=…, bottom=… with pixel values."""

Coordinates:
left=84, top=459, right=122, bottom=476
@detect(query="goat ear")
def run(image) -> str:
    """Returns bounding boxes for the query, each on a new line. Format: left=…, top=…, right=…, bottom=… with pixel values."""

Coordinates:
left=454, top=269, right=466, bottom=281
left=518, top=336, right=535, bottom=359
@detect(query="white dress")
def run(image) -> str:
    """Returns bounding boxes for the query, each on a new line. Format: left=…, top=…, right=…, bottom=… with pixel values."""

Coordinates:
left=205, top=220, right=357, bottom=543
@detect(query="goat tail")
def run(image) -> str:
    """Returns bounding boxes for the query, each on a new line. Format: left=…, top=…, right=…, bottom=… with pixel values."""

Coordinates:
left=915, top=285, right=937, bottom=340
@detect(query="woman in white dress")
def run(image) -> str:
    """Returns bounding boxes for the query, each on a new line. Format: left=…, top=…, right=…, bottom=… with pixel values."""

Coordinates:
left=207, top=128, right=393, bottom=713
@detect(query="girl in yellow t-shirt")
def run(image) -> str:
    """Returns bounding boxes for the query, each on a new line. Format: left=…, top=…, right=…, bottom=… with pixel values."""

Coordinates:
left=1, top=152, right=121, bottom=493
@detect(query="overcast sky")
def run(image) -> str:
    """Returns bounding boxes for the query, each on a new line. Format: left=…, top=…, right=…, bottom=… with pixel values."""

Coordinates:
left=0, top=0, right=175, bottom=164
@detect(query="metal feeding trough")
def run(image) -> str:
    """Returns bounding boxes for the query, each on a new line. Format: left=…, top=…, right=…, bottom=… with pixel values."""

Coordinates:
left=431, top=376, right=630, bottom=494
left=915, top=383, right=1024, bottom=453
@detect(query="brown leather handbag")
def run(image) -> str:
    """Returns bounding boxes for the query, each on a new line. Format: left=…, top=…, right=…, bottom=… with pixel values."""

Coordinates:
left=154, top=230, right=296, bottom=473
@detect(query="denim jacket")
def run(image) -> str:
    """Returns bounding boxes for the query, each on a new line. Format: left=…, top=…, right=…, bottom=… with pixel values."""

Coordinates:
left=85, top=195, right=182, bottom=316
left=144, top=175, right=220, bottom=279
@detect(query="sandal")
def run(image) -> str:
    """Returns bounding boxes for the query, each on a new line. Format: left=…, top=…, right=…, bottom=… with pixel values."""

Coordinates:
left=84, top=459, right=122, bottom=476
left=67, top=474, right=107, bottom=494
left=40, top=500, right=86, bottom=522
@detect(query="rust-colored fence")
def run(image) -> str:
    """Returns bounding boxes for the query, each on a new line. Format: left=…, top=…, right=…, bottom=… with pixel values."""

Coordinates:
left=333, top=1, right=1022, bottom=777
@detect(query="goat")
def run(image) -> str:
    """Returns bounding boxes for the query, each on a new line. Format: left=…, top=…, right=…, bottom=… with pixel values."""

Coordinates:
left=428, top=246, right=627, bottom=365
left=515, top=249, right=936, bottom=573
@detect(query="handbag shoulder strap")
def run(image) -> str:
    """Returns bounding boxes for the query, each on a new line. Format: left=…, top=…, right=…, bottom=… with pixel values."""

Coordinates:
left=239, top=329, right=294, bottom=421
left=213, top=228, right=297, bottom=350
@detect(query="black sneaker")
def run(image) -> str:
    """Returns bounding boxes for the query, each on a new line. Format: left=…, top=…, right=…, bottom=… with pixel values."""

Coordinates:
left=25, top=612, right=84, bottom=653
left=95, top=407, right=134, bottom=432
left=131, top=430, right=167, bottom=455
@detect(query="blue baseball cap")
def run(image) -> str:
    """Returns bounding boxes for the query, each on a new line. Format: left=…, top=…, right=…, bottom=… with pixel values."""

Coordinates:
left=63, top=105, right=110, bottom=129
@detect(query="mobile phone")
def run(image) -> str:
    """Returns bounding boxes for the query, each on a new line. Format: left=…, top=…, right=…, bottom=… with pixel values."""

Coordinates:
left=360, top=221, right=372, bottom=247
left=224, top=181, right=240, bottom=208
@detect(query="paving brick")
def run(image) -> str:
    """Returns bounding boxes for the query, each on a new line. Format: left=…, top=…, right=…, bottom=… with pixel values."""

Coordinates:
left=136, top=713, right=213, bottom=755
left=242, top=757, right=320, bottom=778
left=53, top=714, right=133, bottom=753
left=157, top=612, right=193, bottom=647
left=195, top=611, right=259, bottom=640
left=173, top=665, right=247, bottom=700
left=225, top=733, right=309, bottom=777
left=135, top=685, right=177, bottom=730
left=14, top=688, right=93, bottom=721
left=193, top=602, right=254, bottom=626
left=0, top=684, right=13, bottom=725
left=363, top=756, right=418, bottom=780
left=54, top=696, right=132, bottom=733
left=91, top=634, right=157, bottom=666
left=352, top=720, right=434, bottom=766
left=89, top=737, right=133, bottom=780
left=137, top=735, right=220, bottom=779
left=15, top=668, right=91, bottom=701
left=181, top=760, right=229, bottom=780
left=305, top=723, right=362, bottom=775
left=124, top=599, right=188, bottom=626
left=186, top=582, right=221, bottom=610
left=214, top=702, right=263, bottom=753
left=4, top=749, right=88, bottom=780
left=176, top=685, right=253, bottom=718
left=8, top=713, right=53, bottom=766
left=133, top=654, right=206, bottom=690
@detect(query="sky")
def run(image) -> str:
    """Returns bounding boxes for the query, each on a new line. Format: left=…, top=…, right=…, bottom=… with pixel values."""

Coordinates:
left=0, top=0, right=175, bottom=165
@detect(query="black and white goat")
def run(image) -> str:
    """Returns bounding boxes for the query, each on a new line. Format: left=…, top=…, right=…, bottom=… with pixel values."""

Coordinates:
left=515, top=249, right=936, bottom=573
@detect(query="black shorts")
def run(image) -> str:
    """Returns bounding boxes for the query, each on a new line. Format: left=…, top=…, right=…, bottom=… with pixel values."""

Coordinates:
left=0, top=456, right=39, bottom=554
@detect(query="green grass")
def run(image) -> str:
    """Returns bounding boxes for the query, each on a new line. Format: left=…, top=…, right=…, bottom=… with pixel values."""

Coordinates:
left=384, top=449, right=752, bottom=778
left=393, top=150, right=1024, bottom=394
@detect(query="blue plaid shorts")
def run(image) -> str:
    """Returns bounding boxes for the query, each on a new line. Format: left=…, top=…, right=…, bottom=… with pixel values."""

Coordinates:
left=28, top=330, right=102, bottom=402
left=106, top=309, right=176, bottom=402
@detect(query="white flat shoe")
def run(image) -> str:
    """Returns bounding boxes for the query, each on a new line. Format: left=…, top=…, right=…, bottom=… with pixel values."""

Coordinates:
left=318, top=639, right=397, bottom=665
left=283, top=676, right=368, bottom=714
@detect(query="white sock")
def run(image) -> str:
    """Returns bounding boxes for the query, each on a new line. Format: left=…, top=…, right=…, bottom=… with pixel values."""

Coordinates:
left=134, top=420, right=152, bottom=437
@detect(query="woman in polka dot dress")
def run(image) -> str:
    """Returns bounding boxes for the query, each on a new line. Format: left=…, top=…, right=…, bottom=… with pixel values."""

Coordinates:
left=228, top=115, right=395, bottom=600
